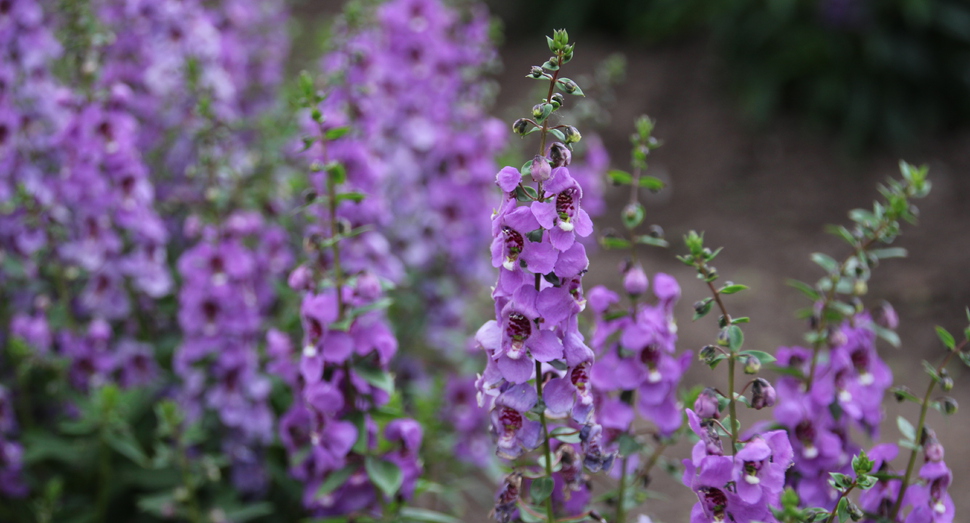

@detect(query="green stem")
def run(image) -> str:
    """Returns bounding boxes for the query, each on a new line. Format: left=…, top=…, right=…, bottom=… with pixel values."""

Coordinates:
left=615, top=456, right=629, bottom=523
left=825, top=484, right=856, bottom=523
left=537, top=51, right=563, bottom=157
left=96, top=432, right=111, bottom=521
left=703, top=277, right=738, bottom=453
left=536, top=361, right=555, bottom=523
left=890, top=341, right=965, bottom=520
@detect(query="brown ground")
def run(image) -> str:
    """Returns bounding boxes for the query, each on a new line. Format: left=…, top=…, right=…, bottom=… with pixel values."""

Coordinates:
left=494, top=37, right=970, bottom=522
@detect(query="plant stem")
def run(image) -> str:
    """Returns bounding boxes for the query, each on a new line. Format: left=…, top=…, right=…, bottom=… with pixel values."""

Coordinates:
left=890, top=340, right=966, bottom=519
left=825, top=484, right=856, bottom=523
left=702, top=275, right=739, bottom=454
left=537, top=51, right=563, bottom=157
left=176, top=430, right=204, bottom=523
left=536, top=361, right=555, bottom=523
left=615, top=456, right=629, bottom=523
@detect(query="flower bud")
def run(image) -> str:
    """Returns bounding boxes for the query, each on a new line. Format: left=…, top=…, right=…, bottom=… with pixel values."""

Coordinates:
left=893, top=386, right=913, bottom=402
left=530, top=155, right=552, bottom=183
left=847, top=501, right=864, bottom=521
left=562, top=125, right=581, bottom=144
left=550, top=92, right=565, bottom=109
left=922, top=428, right=945, bottom=462
left=559, top=78, right=580, bottom=94
left=623, top=264, right=649, bottom=296
left=940, top=396, right=958, bottom=415
left=742, top=354, right=761, bottom=374
left=699, top=345, right=718, bottom=363
left=874, top=301, right=898, bottom=329
left=512, top=118, right=530, bottom=136
left=547, top=142, right=571, bottom=167
left=529, top=66, right=544, bottom=79
left=694, top=388, right=719, bottom=419
left=648, top=224, right=664, bottom=239
left=532, top=104, right=545, bottom=119
left=750, top=378, right=776, bottom=410
left=716, top=327, right=730, bottom=347
left=940, top=370, right=954, bottom=392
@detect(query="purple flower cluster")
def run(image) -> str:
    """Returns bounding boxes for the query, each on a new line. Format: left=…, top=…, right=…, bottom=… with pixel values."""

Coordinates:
left=476, top=152, right=613, bottom=471
left=682, top=409, right=794, bottom=522
left=174, top=213, right=291, bottom=493
left=588, top=268, right=688, bottom=442
left=96, top=0, right=289, bottom=205
left=773, top=313, right=892, bottom=508
left=320, top=0, right=507, bottom=351
left=274, top=94, right=423, bottom=515
left=859, top=436, right=953, bottom=523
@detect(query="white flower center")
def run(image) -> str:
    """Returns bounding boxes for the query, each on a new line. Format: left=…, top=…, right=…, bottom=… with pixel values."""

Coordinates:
left=558, top=220, right=574, bottom=232
left=838, top=390, right=852, bottom=403
left=502, top=258, right=515, bottom=271
left=803, top=446, right=819, bottom=459
left=745, top=474, right=760, bottom=485
left=303, top=345, right=318, bottom=358
left=858, top=372, right=874, bottom=386
left=648, top=370, right=662, bottom=383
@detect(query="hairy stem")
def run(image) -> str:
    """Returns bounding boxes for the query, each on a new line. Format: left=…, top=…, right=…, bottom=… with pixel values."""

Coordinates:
left=616, top=456, right=629, bottom=523
left=536, top=361, right=555, bottom=523
left=703, top=276, right=739, bottom=453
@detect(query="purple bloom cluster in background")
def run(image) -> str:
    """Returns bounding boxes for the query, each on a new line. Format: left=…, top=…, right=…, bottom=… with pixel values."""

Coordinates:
left=273, top=76, right=423, bottom=517
left=774, top=312, right=892, bottom=509
left=319, top=0, right=507, bottom=352
left=175, top=212, right=291, bottom=494
left=589, top=268, right=687, bottom=441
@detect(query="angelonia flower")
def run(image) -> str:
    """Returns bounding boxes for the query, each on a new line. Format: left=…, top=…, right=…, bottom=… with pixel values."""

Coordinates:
left=274, top=96, right=422, bottom=517
left=773, top=312, right=892, bottom=508
left=858, top=433, right=954, bottom=523
left=319, top=0, right=507, bottom=353
left=96, top=0, right=289, bottom=212
left=682, top=409, right=795, bottom=522
left=588, top=269, right=689, bottom=447
left=174, top=213, right=290, bottom=494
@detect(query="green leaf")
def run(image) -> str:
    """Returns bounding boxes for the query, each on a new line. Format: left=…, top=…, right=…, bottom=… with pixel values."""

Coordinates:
left=732, top=316, right=751, bottom=324
left=719, top=284, right=749, bottom=295
left=607, top=169, right=633, bottom=185
left=352, top=363, right=394, bottom=393
left=728, top=325, right=744, bottom=351
left=549, top=427, right=581, bottom=444
left=935, top=326, right=956, bottom=351
left=317, top=465, right=356, bottom=498
left=869, top=247, right=907, bottom=260
left=530, top=477, right=554, bottom=504
left=399, top=507, right=463, bottom=523
left=365, top=456, right=403, bottom=497
left=872, top=325, right=901, bottom=348
left=891, top=387, right=921, bottom=404
left=103, top=428, right=148, bottom=467
left=549, top=128, right=565, bottom=142
left=811, top=253, right=840, bottom=274
left=922, top=360, right=941, bottom=382
left=836, top=497, right=850, bottom=523
left=693, top=298, right=714, bottom=320
left=638, top=175, right=665, bottom=191
left=325, top=162, right=346, bottom=185
left=600, top=236, right=631, bottom=249
left=325, top=127, right=350, bottom=140
left=739, top=350, right=776, bottom=364
left=335, top=192, right=365, bottom=204
left=634, top=235, right=669, bottom=248
left=787, top=279, right=820, bottom=300
left=896, top=416, right=916, bottom=442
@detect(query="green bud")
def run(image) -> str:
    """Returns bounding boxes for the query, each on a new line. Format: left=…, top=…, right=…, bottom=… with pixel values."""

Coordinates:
left=941, top=397, right=958, bottom=415
left=512, top=118, right=530, bottom=136
left=717, top=328, right=730, bottom=347
left=562, top=125, right=581, bottom=144
left=742, top=354, right=761, bottom=374
left=550, top=92, right=565, bottom=109
left=940, top=371, right=954, bottom=392
left=699, top=345, right=718, bottom=362
left=530, top=66, right=544, bottom=79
